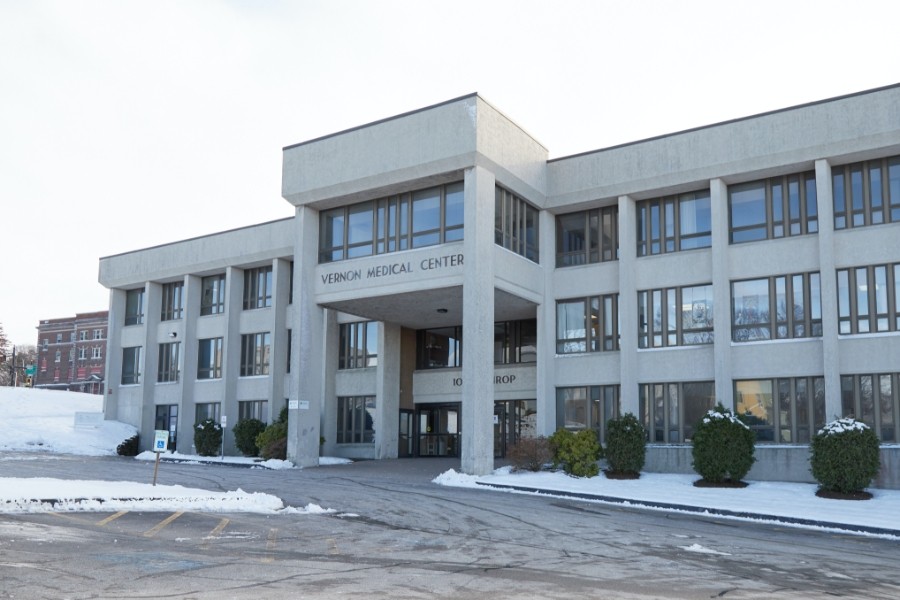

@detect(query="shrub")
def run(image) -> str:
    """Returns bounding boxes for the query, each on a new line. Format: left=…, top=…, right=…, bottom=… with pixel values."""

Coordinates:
left=193, top=418, right=223, bottom=457
left=116, top=434, right=140, bottom=456
left=506, top=436, right=551, bottom=472
left=691, top=404, right=756, bottom=484
left=810, top=418, right=880, bottom=494
left=233, top=418, right=267, bottom=457
left=549, top=428, right=601, bottom=478
left=604, top=413, right=646, bottom=476
left=256, top=409, right=288, bottom=460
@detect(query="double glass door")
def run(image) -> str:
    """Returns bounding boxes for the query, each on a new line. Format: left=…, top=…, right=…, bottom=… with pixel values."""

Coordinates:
left=416, top=404, right=460, bottom=457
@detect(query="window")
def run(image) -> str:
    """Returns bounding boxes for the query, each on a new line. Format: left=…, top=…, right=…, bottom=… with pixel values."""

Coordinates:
left=197, top=337, right=223, bottom=380
left=93, top=329, right=103, bottom=340
left=837, top=263, right=900, bottom=334
left=556, top=206, right=618, bottom=267
left=195, top=402, right=221, bottom=424
left=78, top=347, right=87, bottom=360
left=841, top=373, right=899, bottom=442
left=56, top=333, right=62, bottom=344
left=337, top=396, right=376, bottom=443
left=54, top=350, right=61, bottom=363
left=125, top=288, right=144, bottom=326
left=729, top=172, right=817, bottom=243
left=70, top=332, right=76, bottom=342
left=79, top=331, right=88, bottom=341
left=240, top=332, right=270, bottom=376
left=732, top=272, right=822, bottom=342
left=239, top=400, right=268, bottom=422
left=121, top=347, right=142, bottom=385
left=42, top=338, right=48, bottom=350
left=833, top=156, right=900, bottom=229
left=736, top=377, right=825, bottom=443
left=638, top=284, right=713, bottom=348
left=319, top=182, right=463, bottom=263
left=495, top=186, right=539, bottom=262
left=556, top=295, right=619, bottom=353
left=91, top=347, right=102, bottom=360
left=494, top=319, right=537, bottom=364
left=417, top=326, right=462, bottom=369
left=157, top=342, right=180, bottom=383
left=201, top=274, right=226, bottom=316
left=637, top=191, right=711, bottom=256
left=339, top=321, right=378, bottom=369
left=160, top=281, right=184, bottom=321
left=286, top=329, right=292, bottom=373
left=556, top=385, right=619, bottom=444
left=640, top=381, right=716, bottom=443
left=243, top=267, right=272, bottom=310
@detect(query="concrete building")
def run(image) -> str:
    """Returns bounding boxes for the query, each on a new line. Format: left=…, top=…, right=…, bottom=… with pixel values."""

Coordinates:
left=36, top=311, right=108, bottom=394
left=99, top=85, right=900, bottom=486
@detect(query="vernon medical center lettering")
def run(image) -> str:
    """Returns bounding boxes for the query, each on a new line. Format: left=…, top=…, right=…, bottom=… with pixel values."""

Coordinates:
left=321, top=253, right=464, bottom=286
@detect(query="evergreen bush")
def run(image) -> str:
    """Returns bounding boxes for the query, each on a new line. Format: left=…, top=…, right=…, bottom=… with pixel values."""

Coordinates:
left=193, top=418, right=223, bottom=457
left=256, top=407, right=289, bottom=460
left=604, top=413, right=646, bottom=476
left=506, top=436, right=551, bottom=472
left=116, top=434, right=140, bottom=456
left=810, top=418, right=880, bottom=495
left=549, top=428, right=601, bottom=477
left=691, top=404, right=756, bottom=484
left=233, top=418, right=267, bottom=457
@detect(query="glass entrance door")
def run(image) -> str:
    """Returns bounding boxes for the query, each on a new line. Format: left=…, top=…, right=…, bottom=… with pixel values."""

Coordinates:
left=416, top=404, right=460, bottom=457
left=154, top=404, right=178, bottom=451
left=399, top=409, right=414, bottom=457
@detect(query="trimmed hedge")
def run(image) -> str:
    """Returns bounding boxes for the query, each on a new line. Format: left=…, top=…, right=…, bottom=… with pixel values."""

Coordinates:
left=194, top=418, right=223, bottom=457
left=549, top=428, right=601, bottom=478
left=233, top=418, right=267, bottom=457
left=256, top=406, right=289, bottom=460
left=116, top=434, right=140, bottom=456
left=810, top=418, right=880, bottom=494
left=691, top=404, right=755, bottom=484
left=604, top=413, right=646, bottom=476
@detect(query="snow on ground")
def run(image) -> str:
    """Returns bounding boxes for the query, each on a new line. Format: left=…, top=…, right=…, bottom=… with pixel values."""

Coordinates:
left=2, top=387, right=899, bottom=536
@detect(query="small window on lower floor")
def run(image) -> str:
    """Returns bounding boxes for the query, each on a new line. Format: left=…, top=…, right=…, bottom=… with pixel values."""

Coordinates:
left=555, top=385, right=619, bottom=445
left=336, top=396, right=375, bottom=444
left=640, top=381, right=716, bottom=443
left=195, top=402, right=221, bottom=425
left=239, top=400, right=268, bottom=422
left=735, top=377, right=825, bottom=443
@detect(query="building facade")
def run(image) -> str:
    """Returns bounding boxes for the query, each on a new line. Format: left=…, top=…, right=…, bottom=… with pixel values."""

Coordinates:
left=100, top=85, right=900, bottom=486
left=35, top=311, right=108, bottom=394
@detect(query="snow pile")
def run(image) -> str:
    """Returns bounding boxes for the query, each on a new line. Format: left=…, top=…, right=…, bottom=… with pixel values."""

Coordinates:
left=818, top=417, right=870, bottom=436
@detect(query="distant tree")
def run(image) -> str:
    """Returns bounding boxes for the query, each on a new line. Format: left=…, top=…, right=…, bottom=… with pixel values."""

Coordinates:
left=0, top=323, right=10, bottom=386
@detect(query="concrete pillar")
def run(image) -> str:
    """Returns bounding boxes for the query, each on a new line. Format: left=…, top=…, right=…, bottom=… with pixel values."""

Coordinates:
left=269, top=258, right=292, bottom=421
left=103, top=288, right=124, bottom=421
left=618, top=195, right=639, bottom=415
left=288, top=205, right=324, bottom=467
left=222, top=266, right=242, bottom=446
left=815, top=159, right=842, bottom=421
left=141, top=282, right=161, bottom=449
left=536, top=207, right=555, bottom=436
left=461, top=166, right=495, bottom=475
left=710, top=178, right=733, bottom=409
left=375, top=321, right=401, bottom=458
left=320, top=309, right=338, bottom=455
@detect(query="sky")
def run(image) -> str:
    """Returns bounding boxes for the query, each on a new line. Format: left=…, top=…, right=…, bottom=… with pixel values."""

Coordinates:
left=2, top=0, right=899, bottom=346
left=2, top=387, right=899, bottom=539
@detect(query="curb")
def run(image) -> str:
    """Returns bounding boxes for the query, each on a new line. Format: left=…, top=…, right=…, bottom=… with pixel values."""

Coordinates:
left=475, top=481, right=900, bottom=538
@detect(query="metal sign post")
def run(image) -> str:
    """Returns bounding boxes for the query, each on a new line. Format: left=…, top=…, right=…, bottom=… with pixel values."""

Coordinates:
left=152, top=430, right=168, bottom=486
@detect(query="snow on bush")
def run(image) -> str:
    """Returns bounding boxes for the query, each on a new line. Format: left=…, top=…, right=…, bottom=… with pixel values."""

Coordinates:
left=811, top=417, right=880, bottom=495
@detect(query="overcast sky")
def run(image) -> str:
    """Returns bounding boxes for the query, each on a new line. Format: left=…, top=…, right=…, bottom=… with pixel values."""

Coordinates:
left=1, top=0, right=898, bottom=346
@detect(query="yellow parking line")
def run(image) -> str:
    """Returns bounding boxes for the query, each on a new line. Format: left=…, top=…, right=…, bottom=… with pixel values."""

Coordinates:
left=209, top=518, right=230, bottom=537
left=143, top=511, right=184, bottom=537
left=96, top=511, right=128, bottom=526
left=262, top=528, right=278, bottom=563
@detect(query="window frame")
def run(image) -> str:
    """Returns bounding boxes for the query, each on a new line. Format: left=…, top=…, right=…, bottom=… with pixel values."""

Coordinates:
left=239, top=332, right=271, bottom=377
left=638, top=284, right=714, bottom=348
left=160, top=281, right=184, bottom=321
left=556, top=295, right=619, bottom=354
left=837, top=262, right=900, bottom=335
left=833, top=156, right=900, bottom=229
left=735, top=377, right=826, bottom=443
left=556, top=205, right=619, bottom=267
left=242, top=266, right=273, bottom=310
left=336, top=396, right=376, bottom=444
left=639, top=381, right=716, bottom=443
left=200, top=273, right=226, bottom=316
left=157, top=342, right=180, bottom=383
left=728, top=171, right=818, bottom=244
left=121, top=346, right=142, bottom=385
left=555, top=385, right=620, bottom=444
left=637, top=190, right=711, bottom=257
left=495, top=186, right=539, bottom=263
left=338, top=321, right=378, bottom=369
left=197, top=337, right=224, bottom=380
left=124, top=288, right=145, bottom=326
left=732, top=272, right=822, bottom=342
left=841, top=373, right=898, bottom=443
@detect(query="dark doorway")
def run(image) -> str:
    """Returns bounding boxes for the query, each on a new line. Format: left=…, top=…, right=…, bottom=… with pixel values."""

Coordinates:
left=154, top=404, right=178, bottom=451
left=416, top=404, right=460, bottom=457
left=494, top=399, right=537, bottom=458
left=399, top=409, right=414, bottom=457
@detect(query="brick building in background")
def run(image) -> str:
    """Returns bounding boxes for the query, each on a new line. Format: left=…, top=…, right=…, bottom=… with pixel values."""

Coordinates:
left=35, top=311, right=108, bottom=394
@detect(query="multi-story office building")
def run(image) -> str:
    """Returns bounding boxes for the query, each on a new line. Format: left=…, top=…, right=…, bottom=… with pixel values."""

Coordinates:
left=100, top=85, right=900, bottom=486
left=36, top=311, right=108, bottom=394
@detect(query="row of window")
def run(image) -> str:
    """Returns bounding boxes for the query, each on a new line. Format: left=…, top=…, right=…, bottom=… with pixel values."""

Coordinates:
left=121, top=332, right=276, bottom=385
left=558, top=373, right=900, bottom=444
left=42, top=329, right=105, bottom=347
left=124, top=267, right=283, bottom=326
left=47, top=347, right=104, bottom=363
left=556, top=156, right=900, bottom=268
left=413, top=320, right=537, bottom=370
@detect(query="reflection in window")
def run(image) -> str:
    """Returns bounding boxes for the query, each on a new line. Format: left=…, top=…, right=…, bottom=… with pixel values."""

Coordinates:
left=833, top=156, right=900, bottom=229
left=337, top=396, right=376, bottom=443
left=639, top=381, right=715, bottom=443
left=729, top=172, right=817, bottom=243
left=197, top=337, right=223, bottom=380
left=556, top=295, right=619, bottom=353
left=638, top=284, right=713, bottom=348
left=841, top=373, right=898, bottom=442
left=160, top=282, right=184, bottom=321
left=339, top=321, right=378, bottom=369
left=637, top=191, right=710, bottom=256
left=736, top=377, right=825, bottom=443
left=555, top=385, right=619, bottom=444
left=495, top=186, right=539, bottom=263
left=240, top=332, right=270, bottom=376
left=836, top=263, right=900, bottom=335
left=125, top=288, right=144, bottom=326
left=556, top=206, right=618, bottom=267
left=243, top=267, right=273, bottom=310
left=732, top=273, right=822, bottom=342
left=200, top=274, right=226, bottom=316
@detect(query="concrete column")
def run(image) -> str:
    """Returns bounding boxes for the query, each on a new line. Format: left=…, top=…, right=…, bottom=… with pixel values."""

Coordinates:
left=710, top=178, right=733, bottom=409
left=375, top=321, right=401, bottom=458
left=222, top=266, right=242, bottom=442
left=269, top=258, right=292, bottom=421
left=815, top=159, right=842, bottom=421
left=536, top=207, right=555, bottom=436
left=320, top=309, right=338, bottom=455
left=288, top=205, right=324, bottom=467
left=103, top=288, right=125, bottom=421
left=618, top=195, right=639, bottom=415
left=461, top=166, right=495, bottom=475
left=140, top=282, right=161, bottom=449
